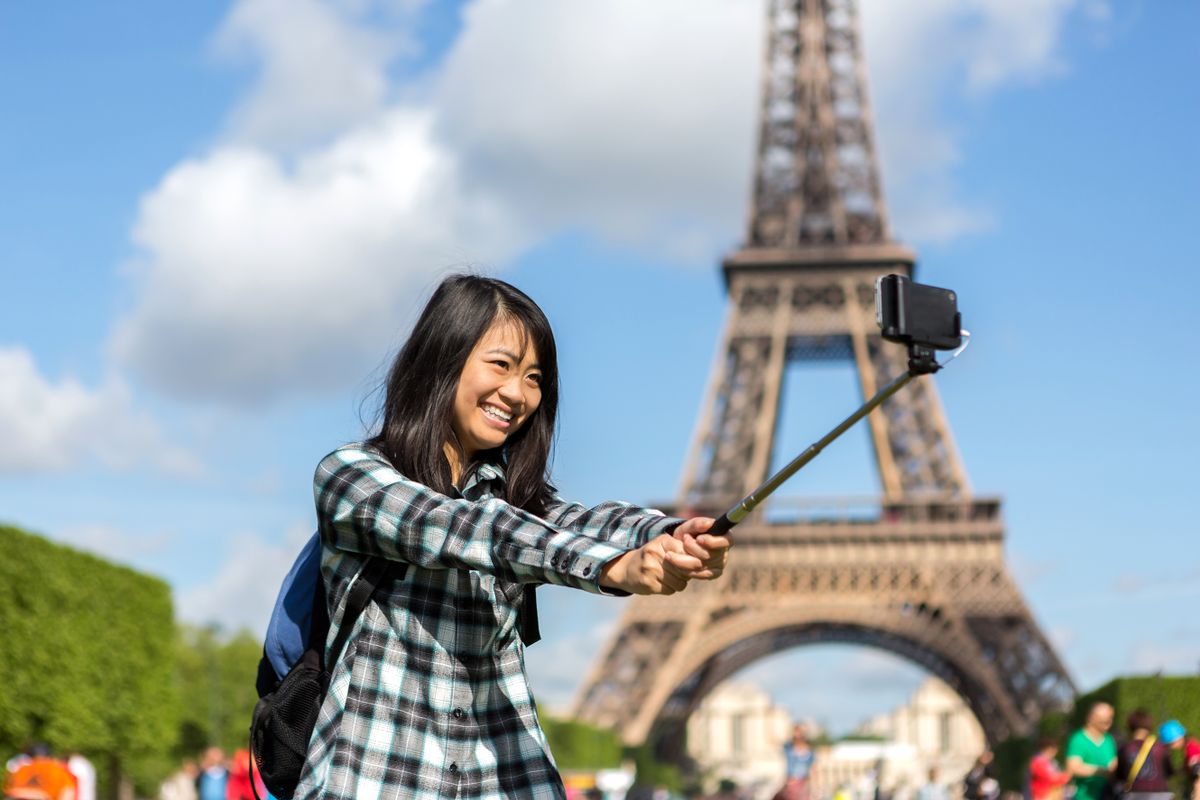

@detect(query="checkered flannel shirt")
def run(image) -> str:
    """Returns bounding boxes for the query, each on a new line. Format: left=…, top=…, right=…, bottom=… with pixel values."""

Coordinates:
left=295, top=443, right=683, bottom=800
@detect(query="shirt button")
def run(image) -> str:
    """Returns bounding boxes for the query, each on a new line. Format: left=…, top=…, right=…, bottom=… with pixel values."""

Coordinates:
left=449, top=763, right=459, bottom=773
left=453, top=707, right=466, bottom=719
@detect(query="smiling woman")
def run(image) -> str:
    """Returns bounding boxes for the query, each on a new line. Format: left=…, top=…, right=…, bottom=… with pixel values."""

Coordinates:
left=295, top=274, right=732, bottom=800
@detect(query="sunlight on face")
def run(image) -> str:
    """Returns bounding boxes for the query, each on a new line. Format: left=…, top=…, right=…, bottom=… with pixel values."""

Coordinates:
left=449, top=318, right=542, bottom=465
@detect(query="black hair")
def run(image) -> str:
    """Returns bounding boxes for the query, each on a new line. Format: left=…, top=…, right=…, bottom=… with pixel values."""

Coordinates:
left=367, top=274, right=559, bottom=516
left=1127, top=708, right=1154, bottom=734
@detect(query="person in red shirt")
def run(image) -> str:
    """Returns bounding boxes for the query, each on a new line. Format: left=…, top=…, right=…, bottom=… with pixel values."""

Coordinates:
left=1029, top=737, right=1071, bottom=800
left=1160, top=720, right=1198, bottom=800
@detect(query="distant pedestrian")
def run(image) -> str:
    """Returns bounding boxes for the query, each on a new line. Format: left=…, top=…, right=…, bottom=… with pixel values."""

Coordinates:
left=5, top=745, right=33, bottom=775
left=65, top=753, right=94, bottom=800
left=194, top=748, right=228, bottom=800
left=916, top=767, right=948, bottom=800
left=775, top=724, right=815, bottom=800
left=1160, top=720, right=1199, bottom=800
left=964, top=751, right=1000, bottom=800
left=1115, top=710, right=1173, bottom=797
left=1065, top=701, right=1118, bottom=800
left=158, top=760, right=198, bottom=800
left=1028, top=737, right=1070, bottom=800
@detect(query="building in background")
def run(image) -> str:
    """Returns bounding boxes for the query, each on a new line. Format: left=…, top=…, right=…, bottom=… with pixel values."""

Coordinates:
left=687, top=681, right=796, bottom=798
left=844, top=677, right=987, bottom=800
left=686, top=676, right=985, bottom=800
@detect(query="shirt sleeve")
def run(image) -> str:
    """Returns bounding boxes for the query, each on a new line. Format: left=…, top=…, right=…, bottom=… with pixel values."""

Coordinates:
left=541, top=493, right=684, bottom=548
left=314, top=444, right=630, bottom=593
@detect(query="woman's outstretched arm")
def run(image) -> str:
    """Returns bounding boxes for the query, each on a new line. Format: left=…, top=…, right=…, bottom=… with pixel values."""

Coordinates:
left=315, top=444, right=704, bottom=594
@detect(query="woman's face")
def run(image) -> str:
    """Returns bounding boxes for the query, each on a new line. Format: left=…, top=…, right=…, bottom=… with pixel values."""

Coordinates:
left=451, top=319, right=542, bottom=459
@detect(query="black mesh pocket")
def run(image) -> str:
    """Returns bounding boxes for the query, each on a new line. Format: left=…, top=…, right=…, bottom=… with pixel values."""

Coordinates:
left=250, top=649, right=327, bottom=799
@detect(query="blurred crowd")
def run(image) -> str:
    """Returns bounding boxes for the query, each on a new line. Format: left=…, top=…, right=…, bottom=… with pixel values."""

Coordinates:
left=157, top=747, right=267, bottom=800
left=0, top=744, right=267, bottom=800
left=1020, top=702, right=1197, bottom=800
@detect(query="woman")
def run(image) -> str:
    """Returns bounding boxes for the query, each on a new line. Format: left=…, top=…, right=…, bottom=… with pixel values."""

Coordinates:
left=294, top=275, right=729, bottom=800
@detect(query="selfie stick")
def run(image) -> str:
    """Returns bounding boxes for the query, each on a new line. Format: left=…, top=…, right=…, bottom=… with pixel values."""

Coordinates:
left=705, top=335, right=969, bottom=538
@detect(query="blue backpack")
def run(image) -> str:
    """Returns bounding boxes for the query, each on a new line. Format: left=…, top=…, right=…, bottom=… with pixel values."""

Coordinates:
left=250, top=534, right=402, bottom=798
left=254, top=532, right=402, bottom=696
left=250, top=530, right=541, bottom=797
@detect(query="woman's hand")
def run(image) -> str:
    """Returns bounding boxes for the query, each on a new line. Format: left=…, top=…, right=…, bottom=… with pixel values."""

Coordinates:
left=671, top=517, right=731, bottom=580
left=599, top=534, right=704, bottom=595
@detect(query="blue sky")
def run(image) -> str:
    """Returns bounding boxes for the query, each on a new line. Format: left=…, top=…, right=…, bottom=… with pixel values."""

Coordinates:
left=2, top=0, right=1197, bottom=734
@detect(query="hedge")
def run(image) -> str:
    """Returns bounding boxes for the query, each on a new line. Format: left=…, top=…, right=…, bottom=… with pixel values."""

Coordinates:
left=0, top=524, right=179, bottom=798
left=1073, top=675, right=1200, bottom=737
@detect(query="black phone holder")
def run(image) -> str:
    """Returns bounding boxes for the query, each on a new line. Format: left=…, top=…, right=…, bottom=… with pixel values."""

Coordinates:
left=907, top=345, right=940, bottom=376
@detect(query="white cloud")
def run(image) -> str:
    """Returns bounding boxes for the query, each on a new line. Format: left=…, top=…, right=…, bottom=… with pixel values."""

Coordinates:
left=111, top=110, right=527, bottom=403
left=214, top=0, right=419, bottom=150
left=1127, top=635, right=1200, bottom=675
left=434, top=0, right=763, bottom=258
left=51, top=523, right=174, bottom=575
left=0, top=345, right=200, bottom=475
left=112, top=0, right=1104, bottom=404
left=176, top=523, right=312, bottom=635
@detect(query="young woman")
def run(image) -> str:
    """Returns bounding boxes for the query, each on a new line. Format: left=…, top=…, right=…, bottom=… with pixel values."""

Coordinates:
left=294, top=275, right=729, bottom=800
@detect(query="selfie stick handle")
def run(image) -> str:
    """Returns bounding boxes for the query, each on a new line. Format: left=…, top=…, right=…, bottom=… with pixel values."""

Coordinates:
left=707, top=360, right=928, bottom=537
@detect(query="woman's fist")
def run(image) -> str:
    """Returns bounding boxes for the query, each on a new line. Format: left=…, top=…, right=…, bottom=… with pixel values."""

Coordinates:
left=599, top=534, right=704, bottom=595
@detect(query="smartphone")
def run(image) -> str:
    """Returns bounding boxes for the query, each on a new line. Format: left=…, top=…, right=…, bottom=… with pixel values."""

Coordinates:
left=875, top=274, right=962, bottom=350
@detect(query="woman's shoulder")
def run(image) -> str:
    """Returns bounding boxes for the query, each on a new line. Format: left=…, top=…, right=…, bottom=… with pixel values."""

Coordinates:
left=316, top=441, right=390, bottom=470
left=313, top=441, right=399, bottom=489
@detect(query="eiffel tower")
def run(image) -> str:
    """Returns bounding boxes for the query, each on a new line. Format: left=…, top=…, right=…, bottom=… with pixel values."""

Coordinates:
left=572, top=0, right=1075, bottom=750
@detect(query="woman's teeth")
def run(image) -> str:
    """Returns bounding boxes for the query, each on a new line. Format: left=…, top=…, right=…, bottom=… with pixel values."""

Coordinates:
left=483, top=405, right=512, bottom=422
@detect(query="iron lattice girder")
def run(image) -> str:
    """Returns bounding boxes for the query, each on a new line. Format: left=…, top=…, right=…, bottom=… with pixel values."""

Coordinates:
left=749, top=0, right=889, bottom=247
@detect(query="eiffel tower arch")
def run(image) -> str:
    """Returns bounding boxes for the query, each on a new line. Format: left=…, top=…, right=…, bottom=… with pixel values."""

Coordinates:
left=572, top=0, right=1075, bottom=751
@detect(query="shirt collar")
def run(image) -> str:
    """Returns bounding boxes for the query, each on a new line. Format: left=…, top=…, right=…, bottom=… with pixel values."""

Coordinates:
left=461, top=460, right=506, bottom=498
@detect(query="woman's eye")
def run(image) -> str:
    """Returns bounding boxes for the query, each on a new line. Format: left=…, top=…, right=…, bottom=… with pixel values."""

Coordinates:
left=526, top=373, right=542, bottom=386
left=491, top=360, right=509, bottom=370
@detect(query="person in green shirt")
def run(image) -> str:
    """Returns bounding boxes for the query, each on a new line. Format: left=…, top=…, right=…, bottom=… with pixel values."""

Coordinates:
left=1065, top=701, right=1118, bottom=800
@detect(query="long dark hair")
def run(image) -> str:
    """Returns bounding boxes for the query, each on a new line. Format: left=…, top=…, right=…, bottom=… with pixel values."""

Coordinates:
left=366, top=274, right=559, bottom=516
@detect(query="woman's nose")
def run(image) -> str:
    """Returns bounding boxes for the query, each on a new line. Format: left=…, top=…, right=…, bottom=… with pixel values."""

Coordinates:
left=497, top=376, right=525, bottom=407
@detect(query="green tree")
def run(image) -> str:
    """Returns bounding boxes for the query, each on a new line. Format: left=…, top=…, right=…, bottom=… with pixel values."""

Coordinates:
left=541, top=713, right=624, bottom=771
left=173, top=624, right=264, bottom=758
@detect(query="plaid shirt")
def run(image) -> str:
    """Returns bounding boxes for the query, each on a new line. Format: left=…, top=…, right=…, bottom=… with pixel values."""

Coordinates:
left=295, top=443, right=682, bottom=800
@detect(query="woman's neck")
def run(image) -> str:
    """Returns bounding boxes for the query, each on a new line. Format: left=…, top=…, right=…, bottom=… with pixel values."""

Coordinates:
left=443, top=441, right=469, bottom=486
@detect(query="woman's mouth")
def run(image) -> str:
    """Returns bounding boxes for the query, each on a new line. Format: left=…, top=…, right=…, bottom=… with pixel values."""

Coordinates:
left=481, top=404, right=513, bottom=427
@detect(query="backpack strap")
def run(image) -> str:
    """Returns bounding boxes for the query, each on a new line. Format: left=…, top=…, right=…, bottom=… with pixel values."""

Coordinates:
left=519, top=585, right=541, bottom=646
left=325, top=557, right=408, bottom=669
left=1126, top=735, right=1157, bottom=791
